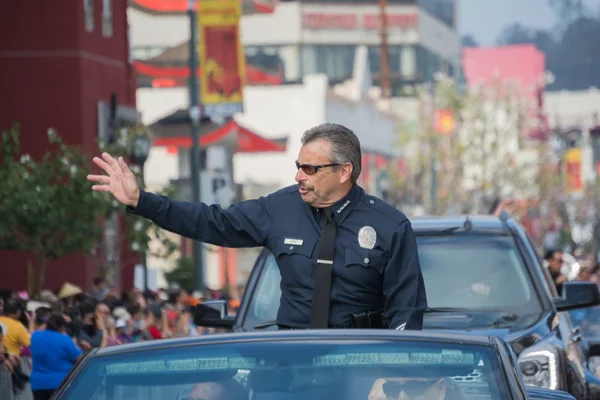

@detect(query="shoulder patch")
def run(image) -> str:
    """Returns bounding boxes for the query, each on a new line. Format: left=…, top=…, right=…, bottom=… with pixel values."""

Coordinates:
left=363, top=195, right=408, bottom=225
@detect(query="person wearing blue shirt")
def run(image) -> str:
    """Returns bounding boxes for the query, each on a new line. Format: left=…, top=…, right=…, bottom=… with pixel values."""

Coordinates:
left=30, top=314, right=82, bottom=400
left=88, top=123, right=427, bottom=330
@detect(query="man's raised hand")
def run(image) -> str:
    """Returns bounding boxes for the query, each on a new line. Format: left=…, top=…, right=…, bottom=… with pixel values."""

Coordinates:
left=87, top=153, right=141, bottom=207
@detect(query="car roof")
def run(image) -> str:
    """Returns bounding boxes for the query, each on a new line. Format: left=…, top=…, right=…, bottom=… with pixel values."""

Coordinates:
left=410, top=214, right=508, bottom=234
left=93, top=329, right=496, bottom=357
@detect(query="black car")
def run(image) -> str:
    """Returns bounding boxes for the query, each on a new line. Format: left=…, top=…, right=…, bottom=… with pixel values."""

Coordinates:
left=570, top=306, right=600, bottom=384
left=195, top=213, right=600, bottom=399
left=53, top=329, right=575, bottom=399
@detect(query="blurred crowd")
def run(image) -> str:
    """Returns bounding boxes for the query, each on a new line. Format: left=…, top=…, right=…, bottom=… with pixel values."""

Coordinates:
left=0, top=278, right=240, bottom=400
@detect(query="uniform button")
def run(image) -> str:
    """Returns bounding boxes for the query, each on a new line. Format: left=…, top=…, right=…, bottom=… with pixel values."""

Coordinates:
left=289, top=246, right=294, bottom=250
left=364, top=258, right=369, bottom=264
left=369, top=200, right=375, bottom=204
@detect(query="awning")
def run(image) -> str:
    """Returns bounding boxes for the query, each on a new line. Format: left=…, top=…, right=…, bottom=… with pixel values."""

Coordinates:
left=150, top=111, right=287, bottom=153
left=131, top=0, right=278, bottom=15
left=134, top=61, right=282, bottom=85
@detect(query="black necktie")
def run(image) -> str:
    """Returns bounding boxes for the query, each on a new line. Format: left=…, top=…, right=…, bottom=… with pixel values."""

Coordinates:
left=310, top=207, right=336, bottom=329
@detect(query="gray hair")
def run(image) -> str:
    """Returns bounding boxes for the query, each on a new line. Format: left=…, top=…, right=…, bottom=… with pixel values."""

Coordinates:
left=301, top=123, right=362, bottom=182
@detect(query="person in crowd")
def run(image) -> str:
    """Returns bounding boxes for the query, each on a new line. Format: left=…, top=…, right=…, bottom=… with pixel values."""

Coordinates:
left=146, top=305, right=164, bottom=340
left=77, top=302, right=107, bottom=350
left=33, top=308, right=51, bottom=332
left=30, top=314, right=83, bottom=400
left=545, top=249, right=567, bottom=294
left=91, top=277, right=108, bottom=302
left=0, top=300, right=32, bottom=357
left=368, top=377, right=469, bottom=400
left=176, top=379, right=248, bottom=400
left=114, top=319, right=133, bottom=344
left=1, top=325, right=18, bottom=399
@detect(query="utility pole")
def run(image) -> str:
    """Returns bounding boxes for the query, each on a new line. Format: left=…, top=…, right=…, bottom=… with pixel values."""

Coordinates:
left=378, top=0, right=391, bottom=99
left=188, top=0, right=204, bottom=291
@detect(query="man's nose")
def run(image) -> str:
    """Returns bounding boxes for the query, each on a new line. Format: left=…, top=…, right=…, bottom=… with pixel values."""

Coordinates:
left=295, top=168, right=307, bottom=182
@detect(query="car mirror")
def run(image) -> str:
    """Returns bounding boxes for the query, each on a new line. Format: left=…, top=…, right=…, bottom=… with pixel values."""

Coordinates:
left=554, top=282, right=600, bottom=312
left=526, top=386, right=576, bottom=399
left=193, top=299, right=235, bottom=328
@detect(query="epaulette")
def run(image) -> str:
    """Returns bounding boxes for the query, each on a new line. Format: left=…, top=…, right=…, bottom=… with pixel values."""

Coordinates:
left=363, top=195, right=408, bottom=225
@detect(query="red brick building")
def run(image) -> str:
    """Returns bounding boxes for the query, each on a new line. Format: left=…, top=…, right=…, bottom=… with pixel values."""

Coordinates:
left=0, top=1, right=138, bottom=292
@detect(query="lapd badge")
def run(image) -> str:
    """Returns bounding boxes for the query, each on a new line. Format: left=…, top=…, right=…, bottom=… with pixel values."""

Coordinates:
left=358, top=226, right=376, bottom=249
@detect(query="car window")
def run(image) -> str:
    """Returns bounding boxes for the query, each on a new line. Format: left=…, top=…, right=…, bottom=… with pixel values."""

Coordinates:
left=243, top=254, right=281, bottom=330
left=514, top=222, right=558, bottom=299
left=416, top=234, right=543, bottom=313
left=58, top=339, right=509, bottom=400
left=569, top=306, right=600, bottom=338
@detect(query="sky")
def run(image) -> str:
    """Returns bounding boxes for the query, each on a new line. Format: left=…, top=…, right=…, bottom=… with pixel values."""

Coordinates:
left=458, top=0, right=598, bottom=46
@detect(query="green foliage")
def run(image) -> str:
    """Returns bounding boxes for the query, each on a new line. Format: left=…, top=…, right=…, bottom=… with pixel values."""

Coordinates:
left=0, top=124, right=113, bottom=290
left=394, top=74, right=546, bottom=215
left=0, top=123, right=178, bottom=292
left=164, top=257, right=195, bottom=291
left=498, top=3, right=600, bottom=91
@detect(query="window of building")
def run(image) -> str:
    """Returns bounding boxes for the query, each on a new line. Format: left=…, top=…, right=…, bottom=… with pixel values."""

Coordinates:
left=416, top=45, right=440, bottom=82
left=301, top=45, right=356, bottom=84
left=84, top=0, right=94, bottom=32
left=401, top=46, right=416, bottom=78
left=245, top=45, right=301, bottom=83
left=131, top=46, right=168, bottom=60
left=102, top=0, right=113, bottom=37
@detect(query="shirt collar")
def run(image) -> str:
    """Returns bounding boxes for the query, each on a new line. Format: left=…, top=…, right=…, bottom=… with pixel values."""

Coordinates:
left=328, top=184, right=363, bottom=225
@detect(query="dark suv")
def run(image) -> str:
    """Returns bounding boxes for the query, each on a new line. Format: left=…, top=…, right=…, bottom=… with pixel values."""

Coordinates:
left=195, top=213, right=600, bottom=399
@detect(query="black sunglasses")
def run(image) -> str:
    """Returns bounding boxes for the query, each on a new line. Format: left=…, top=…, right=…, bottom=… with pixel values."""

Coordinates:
left=295, top=160, right=341, bottom=175
left=382, top=379, right=438, bottom=398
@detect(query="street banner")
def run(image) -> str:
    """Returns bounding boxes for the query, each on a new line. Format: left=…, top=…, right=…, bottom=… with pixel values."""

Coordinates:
left=198, top=0, right=246, bottom=117
left=564, top=148, right=583, bottom=194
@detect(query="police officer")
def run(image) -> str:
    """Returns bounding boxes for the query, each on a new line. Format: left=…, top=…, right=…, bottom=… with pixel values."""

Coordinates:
left=87, top=123, right=427, bottom=330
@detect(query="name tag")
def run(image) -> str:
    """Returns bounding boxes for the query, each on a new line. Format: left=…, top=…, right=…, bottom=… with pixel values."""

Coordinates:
left=284, top=238, right=304, bottom=246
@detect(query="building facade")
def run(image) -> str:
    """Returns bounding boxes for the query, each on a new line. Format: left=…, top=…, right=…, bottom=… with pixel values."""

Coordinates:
left=129, top=0, right=460, bottom=95
left=0, top=0, right=138, bottom=292
left=241, top=0, right=460, bottom=94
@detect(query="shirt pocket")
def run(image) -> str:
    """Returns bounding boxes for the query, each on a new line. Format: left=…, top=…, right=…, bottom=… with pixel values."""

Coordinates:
left=274, top=236, right=318, bottom=258
left=344, top=246, right=388, bottom=274
left=273, top=235, right=318, bottom=287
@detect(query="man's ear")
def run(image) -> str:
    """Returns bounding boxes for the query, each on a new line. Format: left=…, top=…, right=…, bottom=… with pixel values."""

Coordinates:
left=436, top=378, right=447, bottom=399
left=339, top=163, right=353, bottom=184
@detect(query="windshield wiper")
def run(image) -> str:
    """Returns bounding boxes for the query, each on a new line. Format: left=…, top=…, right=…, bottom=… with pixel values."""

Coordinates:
left=254, top=320, right=277, bottom=329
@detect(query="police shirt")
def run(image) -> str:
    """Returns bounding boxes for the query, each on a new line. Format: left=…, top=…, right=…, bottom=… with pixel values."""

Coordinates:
left=128, top=183, right=427, bottom=330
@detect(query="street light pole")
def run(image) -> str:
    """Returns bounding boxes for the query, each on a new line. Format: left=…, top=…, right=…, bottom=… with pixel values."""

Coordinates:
left=188, top=0, right=204, bottom=291
left=131, top=130, right=152, bottom=292
left=378, top=0, right=391, bottom=99
left=140, top=164, right=148, bottom=292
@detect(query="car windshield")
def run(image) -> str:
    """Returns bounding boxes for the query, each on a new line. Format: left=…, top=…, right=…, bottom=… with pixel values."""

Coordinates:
left=242, top=233, right=543, bottom=330
left=58, top=338, right=508, bottom=400
left=416, top=233, right=542, bottom=313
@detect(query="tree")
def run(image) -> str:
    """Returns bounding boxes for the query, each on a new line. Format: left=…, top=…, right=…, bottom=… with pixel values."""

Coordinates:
left=394, top=74, right=538, bottom=215
left=0, top=124, right=178, bottom=293
left=497, top=2, right=600, bottom=91
left=461, top=35, right=479, bottom=48
left=164, top=257, right=194, bottom=291
left=0, top=125, right=114, bottom=292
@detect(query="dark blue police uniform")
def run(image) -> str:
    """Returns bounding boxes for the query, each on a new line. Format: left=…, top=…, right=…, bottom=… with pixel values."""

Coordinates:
left=128, top=183, right=427, bottom=330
